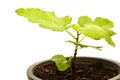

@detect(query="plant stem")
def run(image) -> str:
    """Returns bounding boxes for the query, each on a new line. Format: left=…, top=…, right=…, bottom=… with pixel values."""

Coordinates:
left=71, top=31, right=80, bottom=79
left=79, top=36, right=86, bottom=43
left=66, top=30, right=76, bottom=39
left=73, top=31, right=80, bottom=59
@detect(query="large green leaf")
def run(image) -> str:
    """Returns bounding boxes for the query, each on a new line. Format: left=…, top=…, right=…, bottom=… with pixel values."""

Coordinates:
left=52, top=54, right=73, bottom=71
left=79, top=23, right=115, bottom=46
left=15, top=8, right=72, bottom=31
left=77, top=16, right=115, bottom=46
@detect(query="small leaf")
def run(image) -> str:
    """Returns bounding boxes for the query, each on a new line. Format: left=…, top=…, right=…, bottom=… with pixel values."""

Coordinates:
left=52, top=54, right=66, bottom=62
left=15, top=8, right=72, bottom=31
left=72, top=24, right=81, bottom=31
left=52, top=54, right=73, bottom=71
left=78, top=16, right=92, bottom=27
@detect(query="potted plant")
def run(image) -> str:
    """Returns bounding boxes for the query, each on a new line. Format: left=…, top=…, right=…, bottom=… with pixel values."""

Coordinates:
left=15, top=8, right=120, bottom=80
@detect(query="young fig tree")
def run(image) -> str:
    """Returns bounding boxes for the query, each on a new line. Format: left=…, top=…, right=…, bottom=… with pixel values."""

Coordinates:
left=15, top=8, right=116, bottom=71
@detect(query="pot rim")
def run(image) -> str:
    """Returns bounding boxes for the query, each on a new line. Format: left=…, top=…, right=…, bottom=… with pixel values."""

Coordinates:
left=27, top=56, right=120, bottom=80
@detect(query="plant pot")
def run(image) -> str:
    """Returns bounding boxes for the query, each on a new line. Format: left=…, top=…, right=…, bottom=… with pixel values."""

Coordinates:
left=27, top=57, right=120, bottom=80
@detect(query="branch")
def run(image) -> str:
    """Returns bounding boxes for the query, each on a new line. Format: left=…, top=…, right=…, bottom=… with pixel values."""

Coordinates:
left=78, top=44, right=103, bottom=51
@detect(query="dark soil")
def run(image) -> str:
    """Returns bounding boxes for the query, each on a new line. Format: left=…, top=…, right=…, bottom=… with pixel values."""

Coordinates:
left=33, top=59, right=119, bottom=80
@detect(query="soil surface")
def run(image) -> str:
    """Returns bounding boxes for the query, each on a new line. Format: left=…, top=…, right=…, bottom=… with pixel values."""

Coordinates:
left=33, top=59, right=119, bottom=80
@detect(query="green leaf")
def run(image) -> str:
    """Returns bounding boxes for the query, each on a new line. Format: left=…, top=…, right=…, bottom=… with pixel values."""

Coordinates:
left=102, top=27, right=116, bottom=36
left=93, top=17, right=114, bottom=28
left=77, top=16, right=115, bottom=46
left=93, top=17, right=116, bottom=36
left=67, top=56, right=74, bottom=66
left=71, top=24, right=80, bottom=31
left=15, top=8, right=72, bottom=31
left=78, top=16, right=92, bottom=27
left=52, top=54, right=73, bottom=71
left=79, top=23, right=115, bottom=46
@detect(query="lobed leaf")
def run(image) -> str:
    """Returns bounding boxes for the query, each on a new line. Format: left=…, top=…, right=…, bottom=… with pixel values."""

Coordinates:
left=15, top=8, right=72, bottom=31
left=79, top=24, right=115, bottom=46
left=77, top=16, right=115, bottom=46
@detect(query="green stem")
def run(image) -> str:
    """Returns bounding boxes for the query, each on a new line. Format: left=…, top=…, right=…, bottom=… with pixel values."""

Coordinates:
left=79, top=36, right=86, bottom=43
left=73, top=31, right=80, bottom=59
left=71, top=31, right=80, bottom=79
left=65, top=30, right=76, bottom=39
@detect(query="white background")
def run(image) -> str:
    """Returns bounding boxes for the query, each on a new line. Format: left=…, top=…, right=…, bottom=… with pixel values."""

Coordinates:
left=0, top=0, right=120, bottom=80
